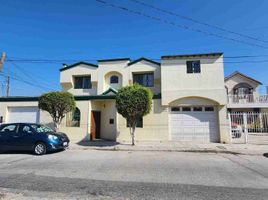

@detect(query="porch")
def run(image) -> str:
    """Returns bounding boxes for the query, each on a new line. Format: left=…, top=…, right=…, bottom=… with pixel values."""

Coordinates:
left=227, top=94, right=268, bottom=108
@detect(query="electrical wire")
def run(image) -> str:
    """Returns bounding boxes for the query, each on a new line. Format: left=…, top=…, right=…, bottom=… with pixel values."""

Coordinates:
left=95, top=0, right=268, bottom=49
left=129, top=0, right=268, bottom=43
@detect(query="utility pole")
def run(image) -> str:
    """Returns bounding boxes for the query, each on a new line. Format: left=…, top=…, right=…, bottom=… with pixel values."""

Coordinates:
left=0, top=52, right=8, bottom=97
left=6, top=76, right=10, bottom=97
left=0, top=52, right=6, bottom=72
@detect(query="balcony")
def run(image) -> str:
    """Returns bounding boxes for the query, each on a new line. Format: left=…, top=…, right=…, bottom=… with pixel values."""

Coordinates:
left=227, top=94, right=268, bottom=108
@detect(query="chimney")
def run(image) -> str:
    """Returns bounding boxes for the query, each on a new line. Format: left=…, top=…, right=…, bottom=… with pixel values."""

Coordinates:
left=62, top=63, right=68, bottom=68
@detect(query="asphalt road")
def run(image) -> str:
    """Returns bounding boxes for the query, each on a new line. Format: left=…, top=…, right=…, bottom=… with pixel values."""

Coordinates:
left=0, top=149, right=268, bottom=199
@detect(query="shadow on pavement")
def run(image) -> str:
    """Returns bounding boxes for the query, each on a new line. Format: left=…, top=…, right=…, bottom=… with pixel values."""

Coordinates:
left=0, top=149, right=65, bottom=155
left=76, top=139, right=120, bottom=147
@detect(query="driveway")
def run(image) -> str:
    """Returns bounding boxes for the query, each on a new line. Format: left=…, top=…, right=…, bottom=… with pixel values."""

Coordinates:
left=0, top=149, right=268, bottom=199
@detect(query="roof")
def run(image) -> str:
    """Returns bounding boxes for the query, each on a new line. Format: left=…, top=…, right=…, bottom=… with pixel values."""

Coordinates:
left=59, top=62, right=98, bottom=72
left=128, top=57, right=160, bottom=66
left=225, top=71, right=262, bottom=85
left=161, top=52, right=223, bottom=60
left=98, top=58, right=130, bottom=63
left=102, top=87, right=118, bottom=95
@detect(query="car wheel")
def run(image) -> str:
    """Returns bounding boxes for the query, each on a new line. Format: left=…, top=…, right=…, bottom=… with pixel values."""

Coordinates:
left=34, top=142, right=47, bottom=155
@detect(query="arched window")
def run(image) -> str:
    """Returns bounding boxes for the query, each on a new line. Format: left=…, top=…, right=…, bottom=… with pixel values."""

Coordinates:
left=110, top=75, right=119, bottom=84
left=233, top=83, right=253, bottom=95
left=66, top=107, right=80, bottom=127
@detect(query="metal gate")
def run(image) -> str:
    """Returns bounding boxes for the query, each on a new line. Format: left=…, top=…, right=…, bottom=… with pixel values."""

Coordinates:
left=228, top=112, right=268, bottom=144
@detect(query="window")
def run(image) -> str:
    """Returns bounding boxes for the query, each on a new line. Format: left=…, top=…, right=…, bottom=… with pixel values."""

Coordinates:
left=182, top=107, right=191, bottom=111
left=109, top=119, right=114, bottom=124
left=19, top=125, right=33, bottom=134
left=0, top=124, right=17, bottom=133
left=110, top=76, right=119, bottom=84
left=186, top=60, right=201, bottom=73
left=74, top=76, right=91, bottom=89
left=133, top=73, right=154, bottom=87
left=193, top=107, right=202, bottom=112
left=126, top=117, right=143, bottom=128
left=205, top=107, right=214, bottom=112
left=31, top=124, right=54, bottom=133
left=171, top=107, right=180, bottom=112
left=66, top=107, right=81, bottom=127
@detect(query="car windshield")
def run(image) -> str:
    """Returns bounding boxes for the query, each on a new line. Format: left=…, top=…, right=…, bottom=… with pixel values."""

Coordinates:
left=30, top=124, right=54, bottom=133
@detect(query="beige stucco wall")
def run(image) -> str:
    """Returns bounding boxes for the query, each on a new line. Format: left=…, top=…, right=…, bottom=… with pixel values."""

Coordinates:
left=128, top=60, right=161, bottom=95
left=225, top=74, right=259, bottom=97
left=0, top=101, right=53, bottom=126
left=90, top=100, right=117, bottom=140
left=117, top=99, right=169, bottom=142
left=60, top=64, right=98, bottom=95
left=218, top=105, right=230, bottom=143
left=161, top=55, right=226, bottom=106
left=60, top=100, right=90, bottom=142
left=60, top=59, right=161, bottom=96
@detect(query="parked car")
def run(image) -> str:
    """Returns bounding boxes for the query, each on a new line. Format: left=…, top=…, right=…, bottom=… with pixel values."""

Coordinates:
left=0, top=123, right=69, bottom=155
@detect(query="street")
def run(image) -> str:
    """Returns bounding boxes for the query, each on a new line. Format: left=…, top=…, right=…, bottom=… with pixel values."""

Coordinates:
left=0, top=149, right=268, bottom=199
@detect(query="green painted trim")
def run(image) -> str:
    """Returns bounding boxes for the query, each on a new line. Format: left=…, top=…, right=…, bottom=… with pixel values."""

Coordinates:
left=128, top=57, right=160, bottom=66
left=102, top=87, right=118, bottom=95
left=0, top=96, right=40, bottom=102
left=161, top=52, right=223, bottom=60
left=153, top=93, right=161, bottom=99
left=75, top=95, right=116, bottom=100
left=98, top=58, right=130, bottom=62
left=59, top=62, right=98, bottom=72
left=0, top=93, right=161, bottom=102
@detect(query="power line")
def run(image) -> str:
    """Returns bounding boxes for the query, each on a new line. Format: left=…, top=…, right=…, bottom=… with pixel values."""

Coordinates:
left=0, top=72, right=54, bottom=92
left=8, top=59, right=56, bottom=89
left=5, top=58, right=268, bottom=65
left=5, top=54, right=268, bottom=62
left=129, top=0, right=268, bottom=43
left=95, top=0, right=268, bottom=49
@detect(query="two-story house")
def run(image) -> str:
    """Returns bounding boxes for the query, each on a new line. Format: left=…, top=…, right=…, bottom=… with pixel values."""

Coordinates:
left=225, top=71, right=268, bottom=112
left=0, top=52, right=230, bottom=143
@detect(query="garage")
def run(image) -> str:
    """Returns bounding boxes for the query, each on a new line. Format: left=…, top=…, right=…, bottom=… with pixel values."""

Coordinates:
left=169, top=106, right=219, bottom=142
left=7, top=107, right=40, bottom=123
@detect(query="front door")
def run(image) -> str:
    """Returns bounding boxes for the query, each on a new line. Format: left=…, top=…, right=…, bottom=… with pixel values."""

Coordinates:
left=90, top=111, right=101, bottom=140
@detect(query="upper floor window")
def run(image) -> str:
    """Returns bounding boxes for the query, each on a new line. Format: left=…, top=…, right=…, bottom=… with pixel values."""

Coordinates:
left=233, top=83, right=253, bottom=96
left=133, top=73, right=154, bottom=87
left=110, top=75, right=119, bottom=84
left=74, top=76, right=91, bottom=89
left=186, top=60, right=201, bottom=74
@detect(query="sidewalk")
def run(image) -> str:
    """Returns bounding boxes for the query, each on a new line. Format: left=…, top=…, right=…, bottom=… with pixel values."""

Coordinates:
left=70, top=140, right=268, bottom=156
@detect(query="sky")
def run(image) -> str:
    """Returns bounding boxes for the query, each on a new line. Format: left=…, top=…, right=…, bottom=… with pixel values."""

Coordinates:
left=1, top=0, right=268, bottom=96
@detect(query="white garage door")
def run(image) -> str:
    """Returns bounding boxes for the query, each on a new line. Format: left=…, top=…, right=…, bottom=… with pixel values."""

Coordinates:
left=7, top=107, right=40, bottom=123
left=169, top=106, right=219, bottom=142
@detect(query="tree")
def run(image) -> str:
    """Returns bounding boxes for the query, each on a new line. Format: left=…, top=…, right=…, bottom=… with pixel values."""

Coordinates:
left=38, top=91, right=76, bottom=131
left=116, top=84, right=153, bottom=145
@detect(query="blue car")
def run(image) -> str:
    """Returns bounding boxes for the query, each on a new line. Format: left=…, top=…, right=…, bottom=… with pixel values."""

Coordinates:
left=0, top=123, right=70, bottom=155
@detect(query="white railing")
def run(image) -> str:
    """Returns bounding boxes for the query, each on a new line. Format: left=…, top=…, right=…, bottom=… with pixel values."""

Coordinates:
left=227, top=94, right=268, bottom=104
left=228, top=112, right=268, bottom=143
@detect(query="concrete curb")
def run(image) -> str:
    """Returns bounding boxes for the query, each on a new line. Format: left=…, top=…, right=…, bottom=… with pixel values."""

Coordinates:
left=69, top=146, right=260, bottom=155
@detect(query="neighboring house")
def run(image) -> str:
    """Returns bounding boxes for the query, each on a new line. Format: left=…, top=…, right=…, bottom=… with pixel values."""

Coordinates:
left=225, top=71, right=268, bottom=112
left=0, top=52, right=230, bottom=143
